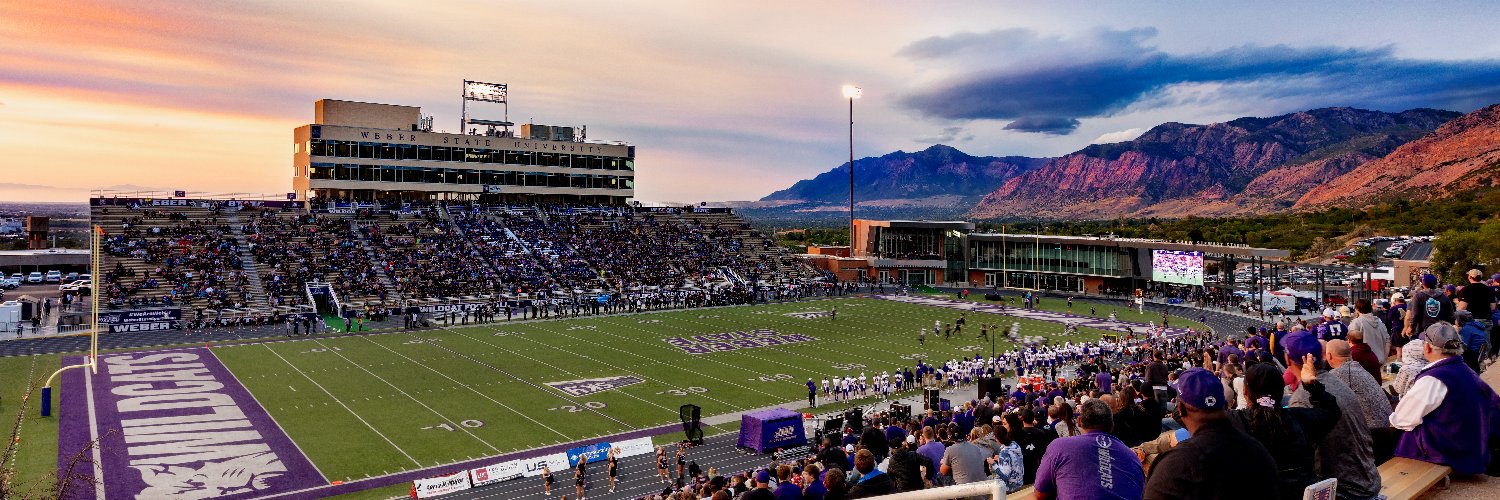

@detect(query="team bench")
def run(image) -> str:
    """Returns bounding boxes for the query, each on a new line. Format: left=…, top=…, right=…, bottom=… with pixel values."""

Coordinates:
left=1379, top=457, right=1451, bottom=500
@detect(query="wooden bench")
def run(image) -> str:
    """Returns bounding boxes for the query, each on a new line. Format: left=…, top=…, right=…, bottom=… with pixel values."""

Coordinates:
left=1379, top=457, right=1451, bottom=500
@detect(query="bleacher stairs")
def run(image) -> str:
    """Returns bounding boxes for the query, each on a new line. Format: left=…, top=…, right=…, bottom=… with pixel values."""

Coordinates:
left=226, top=211, right=272, bottom=310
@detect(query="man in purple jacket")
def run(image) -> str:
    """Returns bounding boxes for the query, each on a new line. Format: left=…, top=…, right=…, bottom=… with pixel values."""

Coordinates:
left=1389, top=323, right=1500, bottom=475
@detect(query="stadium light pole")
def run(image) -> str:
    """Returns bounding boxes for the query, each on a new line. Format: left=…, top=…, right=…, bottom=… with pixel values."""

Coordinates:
left=843, top=85, right=861, bottom=268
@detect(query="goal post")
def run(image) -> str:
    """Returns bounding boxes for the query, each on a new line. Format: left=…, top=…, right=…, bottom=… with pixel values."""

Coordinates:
left=40, top=225, right=103, bottom=417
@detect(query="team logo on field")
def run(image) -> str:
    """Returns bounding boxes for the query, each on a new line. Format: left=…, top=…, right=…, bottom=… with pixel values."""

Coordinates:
left=663, top=329, right=816, bottom=354
left=784, top=311, right=833, bottom=319
left=546, top=375, right=645, bottom=397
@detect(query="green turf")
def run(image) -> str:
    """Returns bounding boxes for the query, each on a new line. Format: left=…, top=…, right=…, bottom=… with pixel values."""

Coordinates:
left=208, top=296, right=1190, bottom=484
left=0, top=354, right=63, bottom=499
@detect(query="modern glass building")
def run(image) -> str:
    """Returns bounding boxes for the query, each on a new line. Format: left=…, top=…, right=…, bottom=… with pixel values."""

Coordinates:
left=292, top=99, right=635, bottom=204
left=828, top=219, right=1290, bottom=291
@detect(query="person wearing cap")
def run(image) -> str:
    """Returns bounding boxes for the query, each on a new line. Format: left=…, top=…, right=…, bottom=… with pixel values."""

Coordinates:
left=1348, top=298, right=1390, bottom=364
left=1316, top=307, right=1348, bottom=343
left=1455, top=309, right=1488, bottom=372
left=1386, top=292, right=1408, bottom=345
left=1390, top=323, right=1500, bottom=475
left=1404, top=273, right=1455, bottom=344
left=1143, top=367, right=1279, bottom=499
left=741, top=469, right=775, bottom=500
left=1033, top=398, right=1144, bottom=500
left=1284, top=330, right=1383, bottom=499
left=1228, top=361, right=1342, bottom=500
left=885, top=433, right=932, bottom=492
left=1458, top=269, right=1496, bottom=329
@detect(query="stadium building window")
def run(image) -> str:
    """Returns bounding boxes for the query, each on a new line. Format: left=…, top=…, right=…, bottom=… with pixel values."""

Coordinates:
left=417, top=145, right=432, bottom=161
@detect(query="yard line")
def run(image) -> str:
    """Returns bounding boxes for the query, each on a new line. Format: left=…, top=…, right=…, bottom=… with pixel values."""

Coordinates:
left=516, top=320, right=784, bottom=399
left=207, top=349, right=330, bottom=484
left=306, top=338, right=504, bottom=453
left=351, top=332, right=573, bottom=439
left=436, top=328, right=708, bottom=416
left=261, top=343, right=422, bottom=467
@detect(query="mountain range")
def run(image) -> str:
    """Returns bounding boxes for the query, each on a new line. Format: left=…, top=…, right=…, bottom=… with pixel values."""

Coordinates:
left=756, top=104, right=1500, bottom=221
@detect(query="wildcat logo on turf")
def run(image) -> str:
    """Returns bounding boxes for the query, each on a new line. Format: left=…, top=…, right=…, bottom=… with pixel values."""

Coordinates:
left=546, top=375, right=645, bottom=397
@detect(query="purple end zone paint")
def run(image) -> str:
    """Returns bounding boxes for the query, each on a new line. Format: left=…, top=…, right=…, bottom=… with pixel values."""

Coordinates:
left=59, top=348, right=324, bottom=500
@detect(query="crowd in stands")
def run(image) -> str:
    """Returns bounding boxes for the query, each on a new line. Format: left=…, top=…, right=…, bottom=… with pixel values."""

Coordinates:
left=637, top=275, right=1500, bottom=500
left=100, top=209, right=251, bottom=310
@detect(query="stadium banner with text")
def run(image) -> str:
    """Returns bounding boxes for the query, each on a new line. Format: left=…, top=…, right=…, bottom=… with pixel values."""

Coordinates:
left=57, top=348, right=325, bottom=500
left=89, top=197, right=302, bottom=209
left=98, top=308, right=180, bottom=333
left=412, top=470, right=472, bottom=499
left=616, top=437, right=654, bottom=458
left=468, top=460, right=524, bottom=487
left=1151, top=250, right=1205, bottom=286
left=565, top=441, right=613, bottom=467
left=519, top=452, right=571, bottom=478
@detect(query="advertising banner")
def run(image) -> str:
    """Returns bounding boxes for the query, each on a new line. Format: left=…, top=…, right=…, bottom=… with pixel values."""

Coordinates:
left=412, top=470, right=471, bottom=498
left=98, top=308, right=181, bottom=333
left=468, top=460, right=524, bottom=487
left=565, top=441, right=613, bottom=467
left=615, top=437, right=654, bottom=458
left=519, top=452, right=571, bottom=477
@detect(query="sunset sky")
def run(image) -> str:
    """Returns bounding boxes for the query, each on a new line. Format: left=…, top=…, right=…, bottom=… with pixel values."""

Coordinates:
left=4, top=1, right=1500, bottom=203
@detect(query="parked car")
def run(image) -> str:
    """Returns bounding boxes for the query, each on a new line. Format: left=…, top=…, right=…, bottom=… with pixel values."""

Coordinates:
left=79, top=273, right=92, bottom=282
left=60, top=279, right=90, bottom=292
left=45, top=270, right=62, bottom=283
left=27, top=272, right=44, bottom=283
left=64, top=272, right=79, bottom=282
left=0, top=278, right=17, bottom=289
left=9, top=273, right=22, bottom=282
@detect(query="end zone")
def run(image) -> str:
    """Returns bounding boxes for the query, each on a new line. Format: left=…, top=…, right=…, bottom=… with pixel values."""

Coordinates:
left=58, top=348, right=324, bottom=499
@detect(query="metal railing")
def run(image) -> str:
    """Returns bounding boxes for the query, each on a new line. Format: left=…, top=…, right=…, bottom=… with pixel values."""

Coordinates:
left=861, top=481, right=1010, bottom=500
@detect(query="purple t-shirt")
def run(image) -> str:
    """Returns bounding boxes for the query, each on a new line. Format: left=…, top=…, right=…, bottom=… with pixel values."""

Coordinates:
left=1095, top=371, right=1112, bottom=393
left=916, top=441, right=946, bottom=480
left=1034, top=431, right=1144, bottom=500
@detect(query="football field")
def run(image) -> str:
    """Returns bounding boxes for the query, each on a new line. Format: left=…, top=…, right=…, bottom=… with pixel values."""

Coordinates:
left=54, top=294, right=1203, bottom=499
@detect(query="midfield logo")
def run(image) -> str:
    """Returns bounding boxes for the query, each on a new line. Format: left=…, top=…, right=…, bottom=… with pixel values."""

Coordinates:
left=784, top=311, right=832, bottom=319
left=546, top=376, right=645, bottom=397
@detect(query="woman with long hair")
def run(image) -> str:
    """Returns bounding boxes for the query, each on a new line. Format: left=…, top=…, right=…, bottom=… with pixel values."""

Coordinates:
left=1049, top=400, right=1079, bottom=437
left=1229, top=357, right=1342, bottom=500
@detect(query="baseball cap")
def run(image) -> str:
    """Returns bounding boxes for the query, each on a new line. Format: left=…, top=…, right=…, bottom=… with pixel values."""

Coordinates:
left=992, top=415, right=1001, bottom=423
left=1468, top=269, right=1484, bottom=279
left=1422, top=273, right=1439, bottom=288
left=755, top=469, right=771, bottom=484
left=1392, top=292, right=1405, bottom=302
left=1337, top=306, right=1352, bottom=317
left=906, top=434, right=916, bottom=444
left=1322, top=308, right=1336, bottom=318
left=1175, top=367, right=1225, bottom=410
left=1457, top=309, right=1474, bottom=322
left=1420, top=323, right=1464, bottom=351
left=1445, top=284, right=1457, bottom=293
left=1281, top=330, right=1323, bottom=362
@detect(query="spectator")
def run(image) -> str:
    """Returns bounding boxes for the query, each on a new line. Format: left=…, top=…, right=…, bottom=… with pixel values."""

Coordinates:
left=1348, top=298, right=1390, bottom=364
left=741, top=469, right=775, bottom=500
left=821, top=468, right=848, bottom=500
left=1386, top=293, right=1408, bottom=344
left=1456, top=310, right=1488, bottom=373
left=1326, top=339, right=1394, bottom=431
left=773, top=464, right=801, bottom=500
left=1284, top=331, right=1383, bottom=499
left=801, top=464, right=826, bottom=500
left=1344, top=329, right=1384, bottom=382
left=1144, top=367, right=1279, bottom=499
left=1231, top=359, right=1342, bottom=500
left=987, top=421, right=1024, bottom=494
left=1034, top=399, right=1144, bottom=500
left=1391, top=338, right=1430, bottom=397
left=914, top=427, right=945, bottom=484
left=1390, top=323, right=1500, bottom=475
left=1457, top=268, right=1495, bottom=328
left=886, top=435, right=931, bottom=492
left=845, top=449, right=891, bottom=498
left=1403, top=273, right=1454, bottom=343
left=939, top=427, right=989, bottom=490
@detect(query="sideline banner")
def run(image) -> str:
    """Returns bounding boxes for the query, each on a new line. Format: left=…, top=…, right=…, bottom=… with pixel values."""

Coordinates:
left=616, top=437, right=654, bottom=458
left=519, top=452, right=570, bottom=477
left=469, top=460, right=524, bottom=487
left=412, top=470, right=471, bottom=498
left=565, top=441, right=612, bottom=467
left=98, top=308, right=181, bottom=333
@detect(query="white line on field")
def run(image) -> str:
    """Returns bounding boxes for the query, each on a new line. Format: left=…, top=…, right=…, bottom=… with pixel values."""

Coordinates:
left=261, top=343, right=422, bottom=467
